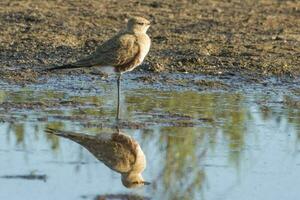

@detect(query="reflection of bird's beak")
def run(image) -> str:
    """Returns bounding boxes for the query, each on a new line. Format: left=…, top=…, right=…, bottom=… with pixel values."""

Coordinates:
left=143, top=181, right=151, bottom=185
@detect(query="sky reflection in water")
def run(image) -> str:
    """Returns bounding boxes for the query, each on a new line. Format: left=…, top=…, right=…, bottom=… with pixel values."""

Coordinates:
left=0, top=85, right=299, bottom=200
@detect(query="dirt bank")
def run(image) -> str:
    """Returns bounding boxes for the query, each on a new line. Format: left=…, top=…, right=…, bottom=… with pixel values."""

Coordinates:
left=0, top=0, right=299, bottom=82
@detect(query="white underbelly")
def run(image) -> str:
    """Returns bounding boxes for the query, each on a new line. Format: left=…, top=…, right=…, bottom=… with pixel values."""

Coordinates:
left=99, top=66, right=115, bottom=75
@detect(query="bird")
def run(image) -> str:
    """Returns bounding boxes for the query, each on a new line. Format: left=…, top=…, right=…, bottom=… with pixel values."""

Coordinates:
left=47, top=17, right=151, bottom=121
left=45, top=128, right=150, bottom=188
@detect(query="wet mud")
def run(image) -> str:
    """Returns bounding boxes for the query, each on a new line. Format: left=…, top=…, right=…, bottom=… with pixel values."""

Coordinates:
left=0, top=1, right=300, bottom=200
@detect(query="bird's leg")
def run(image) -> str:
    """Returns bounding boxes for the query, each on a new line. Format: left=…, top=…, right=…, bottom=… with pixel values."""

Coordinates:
left=116, top=73, right=122, bottom=121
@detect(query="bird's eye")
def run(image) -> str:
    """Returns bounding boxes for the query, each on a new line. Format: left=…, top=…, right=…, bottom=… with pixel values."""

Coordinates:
left=137, top=22, right=144, bottom=25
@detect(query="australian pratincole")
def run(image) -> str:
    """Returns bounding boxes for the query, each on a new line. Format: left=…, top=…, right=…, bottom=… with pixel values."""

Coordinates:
left=48, top=17, right=151, bottom=120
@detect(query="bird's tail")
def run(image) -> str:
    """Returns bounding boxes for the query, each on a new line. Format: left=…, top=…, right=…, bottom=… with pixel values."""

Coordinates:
left=45, top=56, right=95, bottom=71
left=44, top=63, right=87, bottom=71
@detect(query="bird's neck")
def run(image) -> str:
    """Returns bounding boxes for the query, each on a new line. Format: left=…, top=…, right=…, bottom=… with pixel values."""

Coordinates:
left=121, top=172, right=144, bottom=182
left=126, top=28, right=147, bottom=35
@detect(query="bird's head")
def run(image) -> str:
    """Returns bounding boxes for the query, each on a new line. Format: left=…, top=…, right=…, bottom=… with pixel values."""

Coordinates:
left=126, top=16, right=151, bottom=34
left=121, top=172, right=150, bottom=188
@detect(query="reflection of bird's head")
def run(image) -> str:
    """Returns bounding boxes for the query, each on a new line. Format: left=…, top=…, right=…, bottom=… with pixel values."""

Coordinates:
left=121, top=173, right=150, bottom=188
left=127, top=16, right=151, bottom=34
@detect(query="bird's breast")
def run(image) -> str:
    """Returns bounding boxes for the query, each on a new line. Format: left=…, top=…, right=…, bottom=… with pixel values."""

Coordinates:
left=137, top=34, right=151, bottom=65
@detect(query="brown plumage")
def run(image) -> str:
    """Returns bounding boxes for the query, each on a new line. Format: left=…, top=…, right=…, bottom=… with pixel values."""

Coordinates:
left=47, top=17, right=151, bottom=120
left=47, top=17, right=151, bottom=73
left=45, top=128, right=149, bottom=188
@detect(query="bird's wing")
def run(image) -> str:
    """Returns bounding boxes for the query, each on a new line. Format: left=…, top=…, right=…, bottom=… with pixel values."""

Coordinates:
left=96, top=133, right=138, bottom=173
left=46, top=32, right=140, bottom=71
left=45, top=128, right=136, bottom=173
left=93, top=33, right=140, bottom=67
left=111, top=133, right=139, bottom=157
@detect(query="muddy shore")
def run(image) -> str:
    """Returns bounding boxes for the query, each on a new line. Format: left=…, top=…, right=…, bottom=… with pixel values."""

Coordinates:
left=0, top=0, right=299, bottom=83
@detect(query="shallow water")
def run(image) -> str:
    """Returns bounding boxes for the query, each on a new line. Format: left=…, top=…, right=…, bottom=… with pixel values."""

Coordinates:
left=0, top=74, right=299, bottom=200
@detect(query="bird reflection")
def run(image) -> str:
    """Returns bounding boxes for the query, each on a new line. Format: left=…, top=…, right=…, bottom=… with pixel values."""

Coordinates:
left=45, top=128, right=149, bottom=188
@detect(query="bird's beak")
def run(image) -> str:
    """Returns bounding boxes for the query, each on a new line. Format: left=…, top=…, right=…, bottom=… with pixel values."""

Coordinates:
left=143, top=181, right=151, bottom=185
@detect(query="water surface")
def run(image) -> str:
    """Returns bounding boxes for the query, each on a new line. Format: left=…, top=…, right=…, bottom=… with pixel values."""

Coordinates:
left=0, top=74, right=299, bottom=200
